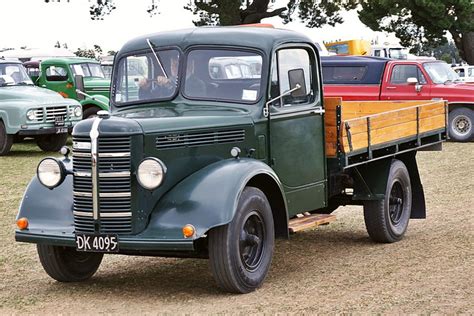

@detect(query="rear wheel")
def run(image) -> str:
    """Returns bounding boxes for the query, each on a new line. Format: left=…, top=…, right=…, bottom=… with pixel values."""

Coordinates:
left=449, top=107, right=473, bottom=141
left=36, top=133, right=68, bottom=152
left=363, top=159, right=412, bottom=243
left=37, top=244, right=103, bottom=282
left=208, top=187, right=274, bottom=293
left=0, top=121, right=13, bottom=156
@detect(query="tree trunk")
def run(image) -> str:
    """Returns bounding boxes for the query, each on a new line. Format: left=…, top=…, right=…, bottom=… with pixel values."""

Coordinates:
left=461, top=32, right=474, bottom=64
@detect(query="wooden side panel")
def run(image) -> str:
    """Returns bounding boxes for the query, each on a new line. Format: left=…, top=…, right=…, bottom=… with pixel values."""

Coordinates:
left=324, top=97, right=342, bottom=157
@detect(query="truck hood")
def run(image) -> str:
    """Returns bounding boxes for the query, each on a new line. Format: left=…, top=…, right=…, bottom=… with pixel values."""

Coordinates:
left=431, top=83, right=474, bottom=102
left=116, top=104, right=254, bottom=134
left=0, top=85, right=77, bottom=106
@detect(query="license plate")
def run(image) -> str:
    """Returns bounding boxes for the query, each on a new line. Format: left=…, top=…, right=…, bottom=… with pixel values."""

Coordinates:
left=56, top=127, right=68, bottom=134
left=54, top=116, right=65, bottom=126
left=75, top=233, right=119, bottom=253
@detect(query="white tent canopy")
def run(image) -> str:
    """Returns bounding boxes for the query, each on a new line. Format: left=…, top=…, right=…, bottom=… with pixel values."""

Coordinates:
left=0, top=47, right=75, bottom=62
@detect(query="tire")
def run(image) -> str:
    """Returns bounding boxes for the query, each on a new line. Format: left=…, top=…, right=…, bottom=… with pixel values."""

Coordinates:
left=208, top=187, right=275, bottom=293
left=0, top=120, right=13, bottom=156
left=36, top=133, right=68, bottom=152
left=448, top=107, right=474, bottom=142
left=37, top=244, right=103, bottom=282
left=83, top=107, right=99, bottom=119
left=363, top=159, right=412, bottom=243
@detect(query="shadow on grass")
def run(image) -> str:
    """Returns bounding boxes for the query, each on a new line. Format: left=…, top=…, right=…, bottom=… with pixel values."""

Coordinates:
left=39, top=228, right=376, bottom=299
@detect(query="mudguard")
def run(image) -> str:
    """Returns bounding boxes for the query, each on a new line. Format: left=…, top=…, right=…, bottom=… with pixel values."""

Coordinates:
left=16, top=158, right=74, bottom=234
left=80, top=95, right=110, bottom=111
left=143, top=158, right=286, bottom=240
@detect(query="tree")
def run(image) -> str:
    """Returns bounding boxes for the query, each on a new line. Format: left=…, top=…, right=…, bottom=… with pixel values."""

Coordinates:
left=74, top=48, right=96, bottom=59
left=358, top=0, right=474, bottom=64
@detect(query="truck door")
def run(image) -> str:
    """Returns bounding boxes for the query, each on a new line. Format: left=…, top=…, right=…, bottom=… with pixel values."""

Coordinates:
left=268, top=46, right=327, bottom=217
left=381, top=63, right=431, bottom=100
left=41, top=64, right=77, bottom=99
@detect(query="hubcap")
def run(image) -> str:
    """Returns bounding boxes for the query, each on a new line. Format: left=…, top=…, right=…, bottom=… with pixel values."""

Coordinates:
left=389, top=181, right=404, bottom=225
left=453, top=115, right=472, bottom=136
left=239, top=211, right=265, bottom=272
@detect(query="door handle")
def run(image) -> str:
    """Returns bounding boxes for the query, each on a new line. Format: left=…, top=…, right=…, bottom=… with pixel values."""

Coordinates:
left=386, top=86, right=397, bottom=90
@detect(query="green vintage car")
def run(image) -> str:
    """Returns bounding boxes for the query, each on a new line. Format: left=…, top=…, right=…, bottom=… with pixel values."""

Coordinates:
left=15, top=27, right=447, bottom=293
left=24, top=58, right=110, bottom=118
left=0, top=59, right=82, bottom=155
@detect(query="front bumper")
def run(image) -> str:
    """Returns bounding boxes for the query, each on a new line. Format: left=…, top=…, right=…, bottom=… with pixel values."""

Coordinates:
left=17, top=124, right=74, bottom=136
left=15, top=228, right=195, bottom=252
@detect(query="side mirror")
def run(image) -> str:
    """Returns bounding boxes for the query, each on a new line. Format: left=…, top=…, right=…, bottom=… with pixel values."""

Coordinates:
left=288, top=68, right=307, bottom=97
left=74, top=75, right=85, bottom=100
left=406, top=77, right=418, bottom=85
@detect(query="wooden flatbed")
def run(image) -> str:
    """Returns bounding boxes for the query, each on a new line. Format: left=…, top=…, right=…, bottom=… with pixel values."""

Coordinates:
left=324, top=97, right=448, bottom=169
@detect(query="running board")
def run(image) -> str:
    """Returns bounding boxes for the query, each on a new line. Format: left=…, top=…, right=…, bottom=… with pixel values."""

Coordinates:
left=288, top=213, right=336, bottom=234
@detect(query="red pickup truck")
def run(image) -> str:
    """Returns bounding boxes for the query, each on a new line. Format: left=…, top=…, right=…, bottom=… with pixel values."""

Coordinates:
left=322, top=56, right=474, bottom=141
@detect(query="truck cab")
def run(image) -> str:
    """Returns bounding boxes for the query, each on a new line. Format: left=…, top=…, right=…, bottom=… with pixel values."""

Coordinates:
left=15, top=27, right=446, bottom=293
left=26, top=58, right=111, bottom=118
left=0, top=59, right=82, bottom=155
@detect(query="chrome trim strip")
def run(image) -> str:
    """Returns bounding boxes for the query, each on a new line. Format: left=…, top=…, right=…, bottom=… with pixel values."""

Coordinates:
left=73, top=152, right=91, bottom=157
left=98, top=152, right=131, bottom=158
left=90, top=117, right=102, bottom=221
left=100, top=212, right=133, bottom=218
left=75, top=171, right=92, bottom=177
left=99, top=171, right=131, bottom=178
left=99, top=192, right=131, bottom=198
left=73, top=211, right=93, bottom=217
left=73, top=191, right=92, bottom=197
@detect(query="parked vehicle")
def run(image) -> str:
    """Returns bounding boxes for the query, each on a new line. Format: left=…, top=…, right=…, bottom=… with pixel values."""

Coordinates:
left=325, top=39, right=371, bottom=56
left=23, top=58, right=110, bottom=118
left=371, top=44, right=408, bottom=60
left=100, top=55, right=114, bottom=80
left=322, top=55, right=474, bottom=141
left=452, top=64, right=474, bottom=83
left=0, top=59, right=82, bottom=155
left=15, top=27, right=447, bottom=293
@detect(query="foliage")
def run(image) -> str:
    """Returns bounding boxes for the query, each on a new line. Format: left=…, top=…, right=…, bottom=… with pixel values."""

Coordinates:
left=358, top=0, right=474, bottom=63
left=74, top=44, right=103, bottom=60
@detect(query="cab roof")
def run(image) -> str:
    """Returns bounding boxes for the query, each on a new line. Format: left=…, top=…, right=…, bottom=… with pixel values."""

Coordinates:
left=40, top=57, right=100, bottom=65
left=118, top=26, right=314, bottom=56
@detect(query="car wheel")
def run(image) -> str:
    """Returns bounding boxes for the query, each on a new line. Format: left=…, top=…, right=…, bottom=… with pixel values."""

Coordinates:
left=36, top=133, right=68, bottom=152
left=208, top=187, right=275, bottom=293
left=37, top=244, right=103, bottom=282
left=363, top=159, right=412, bottom=243
left=449, top=107, right=474, bottom=142
left=0, top=121, right=13, bottom=156
left=83, top=107, right=99, bottom=119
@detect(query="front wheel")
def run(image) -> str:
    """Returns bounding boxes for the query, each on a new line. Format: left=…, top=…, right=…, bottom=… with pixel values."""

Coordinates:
left=36, top=133, right=68, bottom=152
left=363, top=159, right=412, bottom=243
left=37, top=244, right=103, bottom=282
left=449, top=107, right=474, bottom=142
left=83, top=107, right=99, bottom=119
left=0, top=121, right=13, bottom=156
left=208, top=187, right=275, bottom=293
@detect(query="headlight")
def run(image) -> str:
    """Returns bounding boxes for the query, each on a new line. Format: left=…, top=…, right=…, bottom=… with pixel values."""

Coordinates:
left=73, top=105, right=82, bottom=117
left=27, top=110, right=36, bottom=121
left=37, top=158, right=66, bottom=189
left=137, top=158, right=166, bottom=190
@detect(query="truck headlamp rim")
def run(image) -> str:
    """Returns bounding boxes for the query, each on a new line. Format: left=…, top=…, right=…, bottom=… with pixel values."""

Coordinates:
left=27, top=109, right=36, bottom=121
left=73, top=105, right=82, bottom=117
left=137, top=158, right=166, bottom=190
left=37, top=157, right=66, bottom=189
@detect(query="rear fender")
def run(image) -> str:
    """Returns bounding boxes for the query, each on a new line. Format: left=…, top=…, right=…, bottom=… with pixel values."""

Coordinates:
left=80, top=95, right=109, bottom=111
left=145, top=158, right=287, bottom=240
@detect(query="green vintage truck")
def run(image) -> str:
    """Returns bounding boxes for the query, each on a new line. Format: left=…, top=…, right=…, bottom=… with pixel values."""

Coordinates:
left=15, top=27, right=447, bottom=293
left=0, top=59, right=82, bottom=155
left=23, top=58, right=110, bottom=118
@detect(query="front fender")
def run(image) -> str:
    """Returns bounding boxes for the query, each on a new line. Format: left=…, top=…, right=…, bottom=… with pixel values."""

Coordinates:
left=144, top=158, right=285, bottom=240
left=16, top=158, right=74, bottom=233
left=80, top=95, right=109, bottom=110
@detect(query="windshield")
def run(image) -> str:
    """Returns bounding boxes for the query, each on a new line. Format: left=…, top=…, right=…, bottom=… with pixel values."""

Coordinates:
left=389, top=48, right=408, bottom=60
left=0, top=63, right=33, bottom=87
left=70, top=63, right=105, bottom=78
left=185, top=49, right=262, bottom=103
left=423, top=62, right=460, bottom=84
left=113, top=49, right=180, bottom=104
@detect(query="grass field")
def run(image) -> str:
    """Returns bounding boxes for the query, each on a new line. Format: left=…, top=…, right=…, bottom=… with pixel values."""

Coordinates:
left=0, top=140, right=473, bottom=314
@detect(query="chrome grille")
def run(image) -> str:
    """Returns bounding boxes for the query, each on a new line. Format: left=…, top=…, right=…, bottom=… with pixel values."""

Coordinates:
left=31, top=108, right=44, bottom=122
left=156, top=129, right=245, bottom=149
left=45, top=106, right=68, bottom=123
left=72, top=135, right=132, bottom=234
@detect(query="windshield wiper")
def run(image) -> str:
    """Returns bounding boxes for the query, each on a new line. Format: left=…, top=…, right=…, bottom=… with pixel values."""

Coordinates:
left=16, top=81, right=33, bottom=86
left=146, top=38, right=168, bottom=79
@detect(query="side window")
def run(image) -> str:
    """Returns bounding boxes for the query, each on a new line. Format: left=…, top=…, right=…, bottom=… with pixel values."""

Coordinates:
left=275, top=48, right=314, bottom=106
left=374, top=50, right=381, bottom=57
left=45, top=66, right=68, bottom=82
left=390, top=65, right=426, bottom=84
